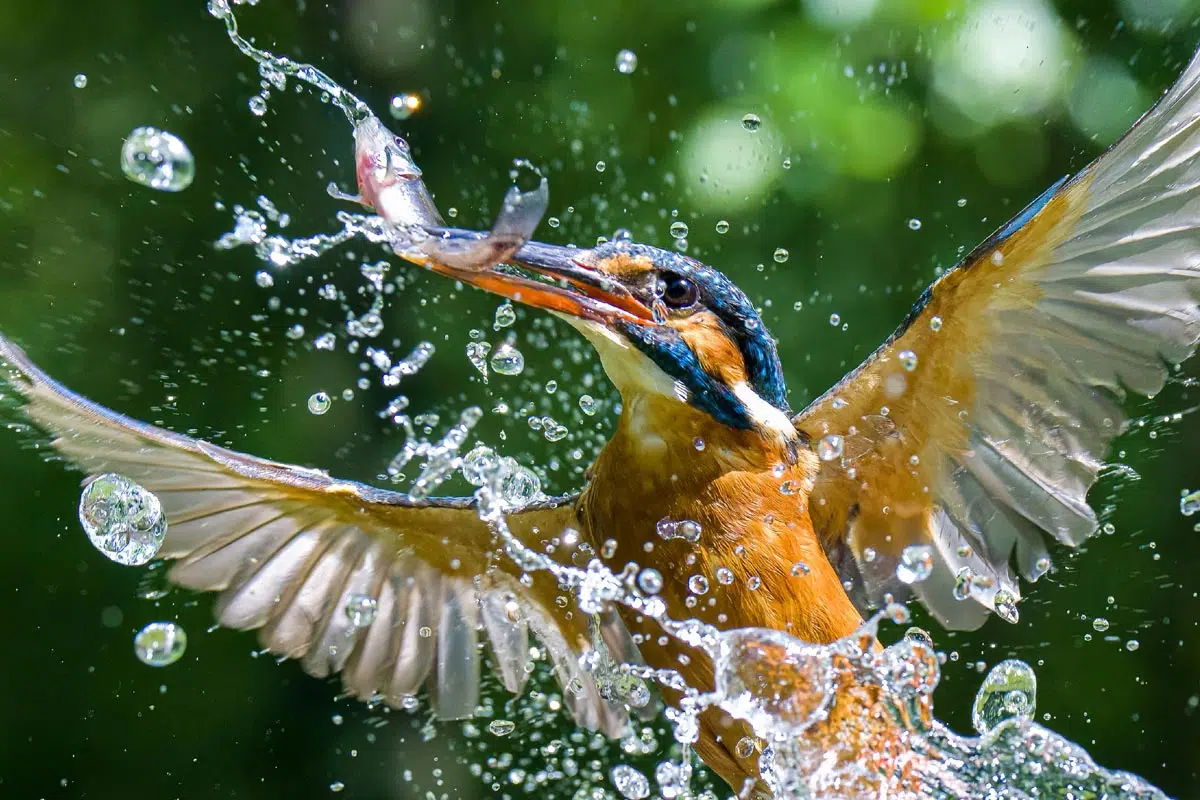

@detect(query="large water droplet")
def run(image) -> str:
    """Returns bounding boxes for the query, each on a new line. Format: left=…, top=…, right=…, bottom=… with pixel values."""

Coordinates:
left=493, top=303, right=517, bottom=329
left=488, top=719, right=516, bottom=737
left=307, top=391, right=331, bottom=415
left=741, top=113, right=762, bottom=132
left=615, top=49, right=638, bottom=75
left=817, top=434, right=843, bottom=462
left=344, top=594, right=378, bottom=628
left=461, top=445, right=498, bottom=486
left=79, top=474, right=168, bottom=566
left=637, top=568, right=663, bottom=594
left=134, top=621, right=187, bottom=667
left=579, top=394, right=599, bottom=416
left=898, top=349, right=918, bottom=371
left=610, top=764, right=649, bottom=799
left=669, top=221, right=689, bottom=239
left=688, top=575, right=709, bottom=595
left=1180, top=488, right=1200, bottom=516
left=971, top=659, right=1036, bottom=735
left=500, top=463, right=541, bottom=506
left=489, top=343, right=525, bottom=376
left=73, top=73, right=88, bottom=89
left=120, top=127, right=195, bottom=192
left=895, top=543, right=934, bottom=584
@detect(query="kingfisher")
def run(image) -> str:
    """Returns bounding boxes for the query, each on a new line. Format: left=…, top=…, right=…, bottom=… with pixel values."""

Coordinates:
left=5, top=47, right=1200, bottom=798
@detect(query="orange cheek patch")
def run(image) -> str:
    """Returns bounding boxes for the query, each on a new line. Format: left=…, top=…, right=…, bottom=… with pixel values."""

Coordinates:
left=675, top=312, right=748, bottom=388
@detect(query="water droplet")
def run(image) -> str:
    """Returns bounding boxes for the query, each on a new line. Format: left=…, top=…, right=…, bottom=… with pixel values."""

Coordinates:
left=488, top=719, right=516, bottom=737
left=615, top=49, right=638, bottom=75
left=418, top=626, right=432, bottom=638
left=1092, top=617, right=1110, bottom=632
left=460, top=445, right=497, bottom=486
left=73, top=73, right=88, bottom=89
left=972, top=659, right=1036, bottom=735
left=490, top=343, right=525, bottom=376
left=817, top=434, right=844, bottom=462
left=248, top=94, right=268, bottom=116
left=466, top=341, right=492, bottom=377
left=547, top=216, right=561, bottom=228
left=829, top=313, right=841, bottom=326
left=120, top=127, right=195, bottom=192
left=595, top=160, right=607, bottom=173
left=669, top=221, right=689, bottom=239
left=716, top=567, right=734, bottom=585
left=993, top=589, right=1019, bottom=624
left=389, top=92, right=422, bottom=120
left=773, top=248, right=789, bottom=264
left=134, top=621, right=187, bottom=667
left=330, top=782, right=345, bottom=793
left=907, top=218, right=922, bottom=231
left=610, top=764, right=649, bottom=799
left=898, top=349, right=918, bottom=371
left=791, top=561, right=810, bottom=577
left=929, top=315, right=943, bottom=332
left=601, top=539, right=618, bottom=559
left=344, top=594, right=378, bottom=628
left=715, top=220, right=729, bottom=234
left=500, top=463, right=541, bottom=506
left=1181, top=488, right=1200, bottom=516
left=1125, top=639, right=1140, bottom=652
left=314, top=332, right=337, bottom=351
left=741, top=113, right=762, bottom=132
left=688, top=575, right=709, bottom=595
left=579, top=394, right=599, bottom=416
left=896, top=544, right=934, bottom=585
left=494, top=303, right=517, bottom=329
left=734, top=736, right=757, bottom=759
left=254, top=270, right=274, bottom=288
left=307, top=392, right=331, bottom=415
left=637, top=568, right=663, bottom=594
left=79, top=474, right=168, bottom=566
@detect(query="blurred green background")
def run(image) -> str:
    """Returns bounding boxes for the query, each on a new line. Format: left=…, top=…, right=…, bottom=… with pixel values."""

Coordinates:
left=1, top=0, right=1199, bottom=797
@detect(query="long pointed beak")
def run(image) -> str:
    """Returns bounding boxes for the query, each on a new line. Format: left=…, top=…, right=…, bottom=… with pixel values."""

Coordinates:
left=403, top=229, right=655, bottom=325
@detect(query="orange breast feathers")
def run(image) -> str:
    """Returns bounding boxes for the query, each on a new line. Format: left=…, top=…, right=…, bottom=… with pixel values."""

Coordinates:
left=581, top=395, right=864, bottom=651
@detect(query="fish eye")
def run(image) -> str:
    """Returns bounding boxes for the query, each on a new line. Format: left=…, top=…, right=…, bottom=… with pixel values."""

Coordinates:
left=661, top=272, right=700, bottom=309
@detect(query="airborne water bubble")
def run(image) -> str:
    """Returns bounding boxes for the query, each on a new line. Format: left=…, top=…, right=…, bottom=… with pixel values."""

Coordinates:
left=344, top=594, right=378, bottom=628
left=669, top=221, right=689, bottom=239
left=817, top=434, right=843, bottom=462
left=134, top=621, right=188, bottom=667
left=610, top=764, right=649, bottom=799
left=79, top=474, right=168, bottom=566
left=489, top=343, right=525, bottom=376
left=1180, top=488, right=1200, bottom=516
left=307, top=392, right=332, bottom=415
left=971, top=659, right=1036, bottom=735
left=120, top=127, right=195, bottom=192
left=896, top=543, right=934, bottom=584
left=741, top=113, right=761, bottom=132
left=615, top=49, right=638, bottom=75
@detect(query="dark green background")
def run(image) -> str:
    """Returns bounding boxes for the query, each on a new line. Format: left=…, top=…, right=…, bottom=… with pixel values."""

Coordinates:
left=1, top=0, right=1198, bottom=797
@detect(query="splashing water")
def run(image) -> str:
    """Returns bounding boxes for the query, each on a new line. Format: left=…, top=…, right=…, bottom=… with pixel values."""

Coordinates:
left=79, top=473, right=168, bottom=566
left=195, top=4, right=1170, bottom=797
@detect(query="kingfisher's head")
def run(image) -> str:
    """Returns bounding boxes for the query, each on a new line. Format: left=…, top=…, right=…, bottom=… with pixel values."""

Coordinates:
left=406, top=233, right=794, bottom=439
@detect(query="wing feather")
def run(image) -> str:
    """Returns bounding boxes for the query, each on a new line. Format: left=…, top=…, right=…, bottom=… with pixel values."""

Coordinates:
left=0, top=335, right=633, bottom=736
left=796, top=47, right=1200, bottom=629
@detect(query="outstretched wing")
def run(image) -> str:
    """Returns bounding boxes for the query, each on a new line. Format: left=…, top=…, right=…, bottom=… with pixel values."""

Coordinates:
left=0, top=335, right=632, bottom=735
left=795, top=48, right=1200, bottom=630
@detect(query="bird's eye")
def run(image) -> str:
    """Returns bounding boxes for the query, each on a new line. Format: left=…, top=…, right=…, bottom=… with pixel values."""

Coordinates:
left=661, top=273, right=699, bottom=309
